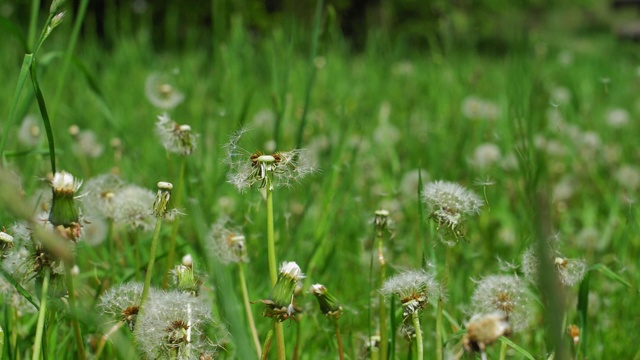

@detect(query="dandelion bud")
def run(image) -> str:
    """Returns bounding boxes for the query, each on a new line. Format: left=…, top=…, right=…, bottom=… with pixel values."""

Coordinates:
left=462, top=312, right=511, bottom=354
left=172, top=264, right=200, bottom=295
left=380, top=269, right=443, bottom=316
left=48, top=171, right=82, bottom=240
left=568, top=324, right=580, bottom=345
left=152, top=181, right=173, bottom=218
left=182, top=254, right=193, bottom=267
left=259, top=261, right=304, bottom=322
left=310, top=284, right=343, bottom=320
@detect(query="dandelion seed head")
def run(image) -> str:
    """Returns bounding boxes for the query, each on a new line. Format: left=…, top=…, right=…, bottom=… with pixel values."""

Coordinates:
left=17, top=115, right=42, bottom=147
left=72, top=129, right=104, bottom=158
left=82, top=173, right=126, bottom=219
left=145, top=72, right=185, bottom=110
left=112, top=185, right=155, bottom=232
left=615, top=165, right=640, bottom=191
left=471, top=275, right=530, bottom=331
left=155, top=114, right=198, bottom=155
left=471, top=143, right=501, bottom=170
left=380, top=269, right=443, bottom=315
left=606, top=108, right=630, bottom=128
left=207, top=217, right=248, bottom=264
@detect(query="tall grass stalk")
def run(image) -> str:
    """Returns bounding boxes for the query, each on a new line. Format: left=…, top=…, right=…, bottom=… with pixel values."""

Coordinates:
left=32, top=267, right=51, bottom=360
left=238, top=263, right=262, bottom=357
left=162, top=156, right=186, bottom=289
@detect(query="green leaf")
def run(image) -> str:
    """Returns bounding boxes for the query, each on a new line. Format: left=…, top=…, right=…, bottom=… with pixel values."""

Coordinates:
left=589, top=263, right=632, bottom=288
left=0, top=267, right=39, bottom=311
left=1, top=54, right=33, bottom=161
left=499, top=336, right=536, bottom=360
left=30, top=59, right=56, bottom=173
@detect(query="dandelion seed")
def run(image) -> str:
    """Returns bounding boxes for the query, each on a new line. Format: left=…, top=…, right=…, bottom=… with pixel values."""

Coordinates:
left=224, top=128, right=315, bottom=192
left=145, top=72, right=185, bottom=110
left=155, top=114, right=198, bottom=155
left=207, top=217, right=248, bottom=264
left=470, top=275, right=530, bottom=331
left=380, top=269, right=443, bottom=316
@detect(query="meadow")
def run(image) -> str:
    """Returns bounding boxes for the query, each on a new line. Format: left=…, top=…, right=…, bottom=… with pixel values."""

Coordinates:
left=0, top=1, right=639, bottom=359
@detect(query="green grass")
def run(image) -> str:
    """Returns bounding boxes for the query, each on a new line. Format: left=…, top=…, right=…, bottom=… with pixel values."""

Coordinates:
left=1, top=2, right=639, bottom=359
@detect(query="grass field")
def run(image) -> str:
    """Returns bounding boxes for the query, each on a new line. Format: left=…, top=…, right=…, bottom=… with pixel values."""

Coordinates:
left=1, top=1, right=639, bottom=359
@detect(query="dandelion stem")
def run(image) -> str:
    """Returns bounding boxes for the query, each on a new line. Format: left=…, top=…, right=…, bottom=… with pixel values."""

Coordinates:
left=376, top=230, right=388, bottom=360
left=275, top=320, right=286, bottom=360
left=65, top=261, right=86, bottom=360
left=499, top=339, right=508, bottom=360
left=107, top=218, right=115, bottom=280
left=162, top=155, right=186, bottom=289
left=436, top=298, right=443, bottom=360
left=141, top=218, right=163, bottom=305
left=333, top=318, right=345, bottom=360
left=412, top=311, right=423, bottom=360
left=266, top=185, right=277, bottom=286
left=238, top=263, right=262, bottom=357
left=32, top=267, right=50, bottom=360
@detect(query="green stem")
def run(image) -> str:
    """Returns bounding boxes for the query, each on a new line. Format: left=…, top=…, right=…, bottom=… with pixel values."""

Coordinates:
left=412, top=311, right=423, bottom=360
left=266, top=186, right=277, bottom=285
left=260, top=328, right=274, bottom=360
left=238, top=263, right=261, bottom=357
left=377, top=233, right=388, bottom=360
left=0, top=322, right=4, bottom=360
left=499, top=339, right=508, bottom=360
left=27, top=0, right=40, bottom=51
left=275, top=321, right=286, bottom=360
left=436, top=298, right=443, bottom=360
left=64, top=261, right=86, bottom=360
left=162, top=156, right=186, bottom=289
left=107, top=218, right=115, bottom=281
left=32, top=267, right=50, bottom=360
left=141, top=218, right=163, bottom=305
left=333, top=319, right=345, bottom=360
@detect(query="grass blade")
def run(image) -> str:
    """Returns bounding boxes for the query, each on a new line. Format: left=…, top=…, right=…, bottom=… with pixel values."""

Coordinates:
left=29, top=59, right=56, bottom=173
left=1, top=54, right=33, bottom=162
left=0, top=267, right=39, bottom=311
left=499, top=336, right=536, bottom=360
left=589, top=264, right=632, bottom=288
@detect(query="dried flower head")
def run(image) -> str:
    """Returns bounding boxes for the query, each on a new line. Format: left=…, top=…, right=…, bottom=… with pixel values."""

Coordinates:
left=134, top=290, right=219, bottom=359
left=155, top=114, right=198, bottom=155
left=310, top=284, right=343, bottom=319
left=207, top=217, right=248, bottom=264
left=152, top=181, right=174, bottom=218
left=224, top=128, right=315, bottom=192
left=145, top=72, right=185, bottom=110
left=112, top=185, right=156, bottom=232
left=462, top=312, right=511, bottom=354
left=522, top=247, right=587, bottom=287
left=568, top=324, right=580, bottom=345
left=258, top=261, right=304, bottom=322
left=380, top=269, right=443, bottom=316
left=99, top=282, right=148, bottom=330
left=422, top=180, right=483, bottom=240
left=470, top=275, right=530, bottom=332
left=82, top=173, right=126, bottom=219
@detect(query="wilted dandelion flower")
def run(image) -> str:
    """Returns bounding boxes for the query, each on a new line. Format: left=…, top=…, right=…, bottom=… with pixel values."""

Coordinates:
left=470, top=275, right=530, bottom=331
left=134, top=290, right=219, bottom=359
left=145, top=72, right=185, bottom=110
left=422, top=180, right=483, bottom=239
left=155, top=114, right=198, bottom=155
left=207, top=217, right=248, bottom=264
left=462, top=312, right=511, bottom=356
left=152, top=181, right=174, bottom=218
left=18, top=115, right=42, bottom=146
left=380, top=269, right=443, bottom=316
left=82, top=173, right=126, bottom=219
left=112, top=184, right=156, bottom=232
left=99, top=282, right=149, bottom=331
left=310, top=284, right=343, bottom=319
left=258, top=261, right=304, bottom=322
left=224, top=128, right=315, bottom=192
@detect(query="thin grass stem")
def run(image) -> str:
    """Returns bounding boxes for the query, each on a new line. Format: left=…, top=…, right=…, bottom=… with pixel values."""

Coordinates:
left=64, top=261, right=86, bottom=360
left=32, top=267, right=50, bottom=360
left=238, top=263, right=261, bottom=357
